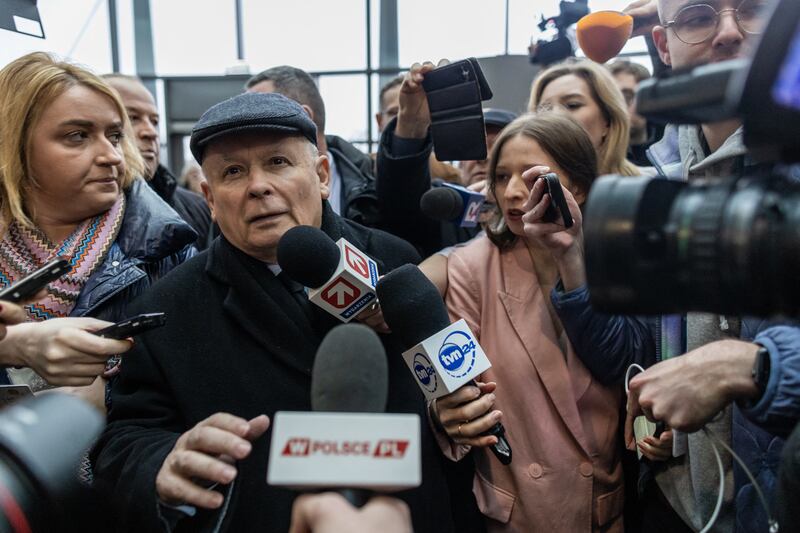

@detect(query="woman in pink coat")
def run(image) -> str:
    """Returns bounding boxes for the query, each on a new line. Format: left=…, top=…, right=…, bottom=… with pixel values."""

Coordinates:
left=431, top=112, right=624, bottom=532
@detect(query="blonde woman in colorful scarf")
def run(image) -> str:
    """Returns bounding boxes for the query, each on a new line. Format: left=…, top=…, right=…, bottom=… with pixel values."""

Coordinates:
left=0, top=53, right=196, bottom=419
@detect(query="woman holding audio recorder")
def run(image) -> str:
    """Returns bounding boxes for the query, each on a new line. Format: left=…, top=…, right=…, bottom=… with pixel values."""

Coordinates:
left=0, top=52, right=195, bottom=414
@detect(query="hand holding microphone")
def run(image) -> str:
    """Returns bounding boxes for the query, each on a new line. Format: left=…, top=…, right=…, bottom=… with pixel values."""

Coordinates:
left=277, top=226, right=382, bottom=326
left=289, top=493, right=412, bottom=533
left=420, top=182, right=486, bottom=228
left=432, top=381, right=503, bottom=448
left=376, top=264, right=512, bottom=465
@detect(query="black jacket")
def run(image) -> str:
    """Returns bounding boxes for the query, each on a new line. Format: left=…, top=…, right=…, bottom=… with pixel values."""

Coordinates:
left=148, top=164, right=212, bottom=250
left=325, top=134, right=381, bottom=228
left=375, top=119, right=478, bottom=257
left=91, top=205, right=459, bottom=533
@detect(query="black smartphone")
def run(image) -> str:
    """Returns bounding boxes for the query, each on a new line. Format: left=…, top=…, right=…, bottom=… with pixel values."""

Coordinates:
left=539, top=173, right=574, bottom=229
left=95, top=312, right=167, bottom=340
left=0, top=257, right=71, bottom=303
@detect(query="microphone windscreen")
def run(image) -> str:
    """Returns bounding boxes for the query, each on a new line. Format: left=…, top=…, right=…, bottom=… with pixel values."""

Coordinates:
left=576, top=11, right=634, bottom=64
left=311, top=324, right=388, bottom=413
left=277, top=225, right=340, bottom=288
left=420, top=187, right=464, bottom=222
left=376, top=264, right=450, bottom=347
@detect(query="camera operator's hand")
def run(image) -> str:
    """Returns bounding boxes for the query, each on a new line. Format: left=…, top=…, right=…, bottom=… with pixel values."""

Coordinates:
left=624, top=0, right=660, bottom=38
left=156, top=413, right=269, bottom=509
left=0, top=317, right=132, bottom=386
left=289, top=493, right=412, bottom=533
left=431, top=381, right=502, bottom=448
left=625, top=340, right=762, bottom=434
left=520, top=167, right=586, bottom=291
left=396, top=60, right=448, bottom=139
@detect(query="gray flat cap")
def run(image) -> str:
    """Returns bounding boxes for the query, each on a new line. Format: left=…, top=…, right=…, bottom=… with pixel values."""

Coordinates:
left=190, top=92, right=317, bottom=163
left=483, top=108, right=518, bottom=129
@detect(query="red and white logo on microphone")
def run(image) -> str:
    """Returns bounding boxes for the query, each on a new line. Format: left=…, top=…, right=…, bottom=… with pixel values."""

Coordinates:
left=281, top=437, right=409, bottom=458
left=321, top=277, right=361, bottom=309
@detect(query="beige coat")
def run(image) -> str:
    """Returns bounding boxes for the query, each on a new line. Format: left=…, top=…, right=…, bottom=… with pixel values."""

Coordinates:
left=441, top=235, right=624, bottom=532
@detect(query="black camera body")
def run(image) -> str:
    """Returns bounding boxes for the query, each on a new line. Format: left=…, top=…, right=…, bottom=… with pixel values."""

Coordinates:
left=584, top=0, right=800, bottom=318
left=529, top=0, right=589, bottom=66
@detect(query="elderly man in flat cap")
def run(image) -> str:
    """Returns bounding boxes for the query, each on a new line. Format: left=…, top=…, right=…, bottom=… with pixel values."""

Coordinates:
left=91, top=93, right=460, bottom=533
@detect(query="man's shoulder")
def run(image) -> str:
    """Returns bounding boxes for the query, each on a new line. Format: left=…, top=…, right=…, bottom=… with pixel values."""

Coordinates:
left=326, top=134, right=374, bottom=177
left=340, top=218, right=421, bottom=267
left=129, top=249, right=211, bottom=308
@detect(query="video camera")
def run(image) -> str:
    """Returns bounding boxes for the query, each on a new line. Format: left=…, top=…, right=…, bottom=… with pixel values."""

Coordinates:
left=0, top=394, right=104, bottom=532
left=529, top=0, right=589, bottom=66
left=583, top=0, right=800, bottom=317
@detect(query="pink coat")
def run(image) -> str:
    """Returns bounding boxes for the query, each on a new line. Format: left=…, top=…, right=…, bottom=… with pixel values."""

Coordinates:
left=441, top=235, right=624, bottom=532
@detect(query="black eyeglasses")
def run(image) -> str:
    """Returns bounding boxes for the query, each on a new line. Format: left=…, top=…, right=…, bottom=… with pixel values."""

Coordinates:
left=663, top=0, right=769, bottom=44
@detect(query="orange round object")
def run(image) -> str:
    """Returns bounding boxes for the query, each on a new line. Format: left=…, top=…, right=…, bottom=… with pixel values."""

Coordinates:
left=576, top=11, right=634, bottom=64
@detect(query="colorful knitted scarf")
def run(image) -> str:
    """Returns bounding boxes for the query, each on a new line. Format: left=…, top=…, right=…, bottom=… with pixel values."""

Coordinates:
left=0, top=194, right=126, bottom=321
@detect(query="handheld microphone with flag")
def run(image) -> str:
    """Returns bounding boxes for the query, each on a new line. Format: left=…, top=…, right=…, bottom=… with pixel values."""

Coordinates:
left=267, top=324, right=421, bottom=502
left=277, top=226, right=380, bottom=322
left=420, top=182, right=485, bottom=228
left=375, top=264, right=512, bottom=465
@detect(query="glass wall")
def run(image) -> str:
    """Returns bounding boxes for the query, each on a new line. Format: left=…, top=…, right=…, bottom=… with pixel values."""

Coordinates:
left=1, top=0, right=654, bottom=153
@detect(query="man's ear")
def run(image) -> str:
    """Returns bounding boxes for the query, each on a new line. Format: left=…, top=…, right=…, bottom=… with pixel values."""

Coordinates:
left=301, top=104, right=315, bottom=122
left=652, top=26, right=672, bottom=66
left=316, top=153, right=330, bottom=200
left=200, top=179, right=216, bottom=222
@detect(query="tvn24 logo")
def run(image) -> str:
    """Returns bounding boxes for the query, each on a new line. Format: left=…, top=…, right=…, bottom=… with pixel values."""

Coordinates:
left=281, top=438, right=409, bottom=458
left=438, top=330, right=478, bottom=379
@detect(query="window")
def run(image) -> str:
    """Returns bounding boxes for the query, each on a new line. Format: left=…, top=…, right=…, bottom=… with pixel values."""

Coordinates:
left=242, top=0, right=367, bottom=73
left=150, top=0, right=237, bottom=75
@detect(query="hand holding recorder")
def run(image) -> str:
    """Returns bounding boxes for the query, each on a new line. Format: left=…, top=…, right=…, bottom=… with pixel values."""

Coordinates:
left=521, top=167, right=587, bottom=292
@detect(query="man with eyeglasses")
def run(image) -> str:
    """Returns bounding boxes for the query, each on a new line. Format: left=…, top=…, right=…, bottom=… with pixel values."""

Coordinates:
left=549, top=0, right=789, bottom=531
left=619, top=1, right=790, bottom=532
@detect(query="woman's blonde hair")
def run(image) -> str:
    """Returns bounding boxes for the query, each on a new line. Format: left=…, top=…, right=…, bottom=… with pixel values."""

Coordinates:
left=528, top=59, right=639, bottom=177
left=0, top=52, right=143, bottom=228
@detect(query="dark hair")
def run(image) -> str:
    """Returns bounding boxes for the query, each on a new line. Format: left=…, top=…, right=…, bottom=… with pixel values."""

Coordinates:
left=245, top=66, right=326, bottom=134
left=378, top=75, right=403, bottom=113
left=486, top=112, right=598, bottom=251
left=607, top=59, right=651, bottom=83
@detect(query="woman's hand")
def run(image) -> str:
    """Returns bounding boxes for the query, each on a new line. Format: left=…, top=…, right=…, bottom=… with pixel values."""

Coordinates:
left=1, top=317, right=133, bottom=386
left=0, top=301, right=29, bottom=341
left=636, top=429, right=674, bottom=462
left=432, top=381, right=501, bottom=448
left=355, top=302, right=391, bottom=334
left=521, top=166, right=587, bottom=290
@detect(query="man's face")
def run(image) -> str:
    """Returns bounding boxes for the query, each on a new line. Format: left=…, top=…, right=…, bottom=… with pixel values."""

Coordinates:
left=461, top=126, right=503, bottom=187
left=375, top=85, right=400, bottom=133
left=654, top=0, right=768, bottom=69
left=108, top=79, right=160, bottom=179
left=200, top=132, right=330, bottom=263
left=613, top=72, right=647, bottom=138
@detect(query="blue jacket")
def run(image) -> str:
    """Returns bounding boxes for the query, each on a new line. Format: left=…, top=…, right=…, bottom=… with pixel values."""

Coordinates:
left=70, top=178, right=197, bottom=322
left=552, top=126, right=800, bottom=532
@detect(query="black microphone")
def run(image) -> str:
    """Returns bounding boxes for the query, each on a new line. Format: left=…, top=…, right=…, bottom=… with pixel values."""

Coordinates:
left=277, top=225, right=341, bottom=288
left=277, top=226, right=379, bottom=322
left=311, top=323, right=389, bottom=507
left=420, top=183, right=485, bottom=227
left=420, top=187, right=464, bottom=222
left=376, top=264, right=512, bottom=465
